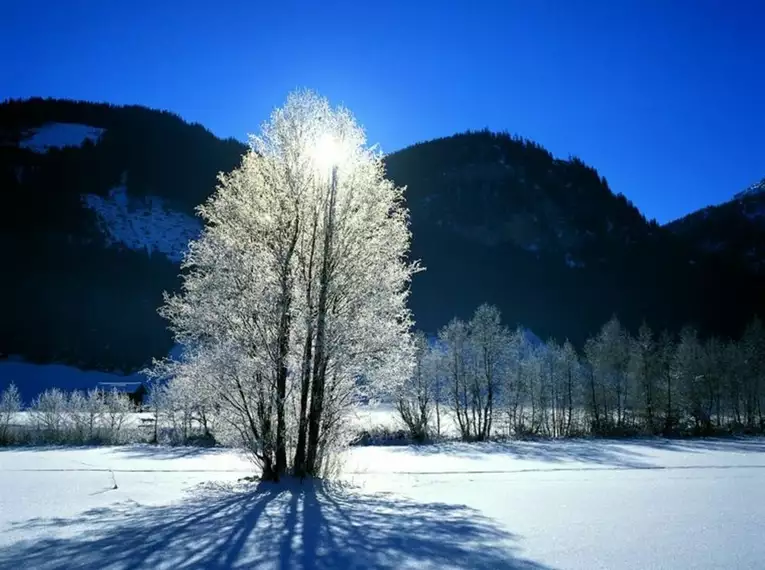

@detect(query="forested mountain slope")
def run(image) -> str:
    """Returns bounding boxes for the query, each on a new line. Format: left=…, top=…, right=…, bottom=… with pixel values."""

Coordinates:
left=1, top=98, right=245, bottom=370
left=667, top=177, right=765, bottom=273
left=385, top=131, right=765, bottom=345
left=2, top=100, right=762, bottom=372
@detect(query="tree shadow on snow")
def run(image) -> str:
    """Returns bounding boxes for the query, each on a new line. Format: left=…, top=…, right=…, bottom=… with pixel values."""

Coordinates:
left=396, top=436, right=765, bottom=469
left=398, top=439, right=653, bottom=468
left=0, top=479, right=551, bottom=570
left=621, top=436, right=765, bottom=455
left=110, top=444, right=238, bottom=461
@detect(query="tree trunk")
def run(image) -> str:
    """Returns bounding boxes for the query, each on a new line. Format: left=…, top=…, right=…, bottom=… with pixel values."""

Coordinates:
left=306, top=167, right=337, bottom=477
left=566, top=366, right=573, bottom=436
left=435, top=399, right=441, bottom=438
left=589, top=369, right=599, bottom=433
left=665, top=370, right=673, bottom=435
left=274, top=217, right=300, bottom=478
left=293, top=212, right=318, bottom=477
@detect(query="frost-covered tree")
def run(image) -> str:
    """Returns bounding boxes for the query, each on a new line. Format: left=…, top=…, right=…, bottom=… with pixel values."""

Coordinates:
left=439, top=305, right=509, bottom=441
left=558, top=340, right=580, bottom=436
left=152, top=90, right=417, bottom=480
left=440, top=318, right=471, bottom=439
left=84, top=388, right=107, bottom=441
left=67, top=389, right=108, bottom=443
left=67, top=390, right=89, bottom=442
left=672, top=326, right=705, bottom=432
left=426, top=342, right=448, bottom=438
left=502, top=327, right=534, bottom=436
left=702, top=337, right=727, bottom=430
left=740, top=318, right=765, bottom=430
left=467, top=304, right=508, bottom=440
left=30, top=388, right=68, bottom=441
left=585, top=316, right=631, bottom=433
left=629, top=322, right=658, bottom=434
left=655, top=330, right=676, bottom=435
left=0, top=383, right=21, bottom=444
left=104, top=389, right=133, bottom=443
left=396, top=332, right=432, bottom=441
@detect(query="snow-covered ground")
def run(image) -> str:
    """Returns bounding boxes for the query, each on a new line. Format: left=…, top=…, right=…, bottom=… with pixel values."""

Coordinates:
left=1, top=438, right=764, bottom=569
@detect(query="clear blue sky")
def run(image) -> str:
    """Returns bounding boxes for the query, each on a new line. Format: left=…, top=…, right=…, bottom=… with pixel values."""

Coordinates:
left=3, top=0, right=763, bottom=223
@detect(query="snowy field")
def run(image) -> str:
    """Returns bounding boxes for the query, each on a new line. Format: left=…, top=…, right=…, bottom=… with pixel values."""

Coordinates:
left=1, top=438, right=764, bottom=569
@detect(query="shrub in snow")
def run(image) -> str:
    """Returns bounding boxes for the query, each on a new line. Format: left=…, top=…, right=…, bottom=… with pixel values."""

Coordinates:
left=0, top=383, right=21, bottom=445
left=351, top=426, right=411, bottom=446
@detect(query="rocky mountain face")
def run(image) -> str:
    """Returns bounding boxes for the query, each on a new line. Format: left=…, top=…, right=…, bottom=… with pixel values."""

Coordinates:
left=2, top=99, right=763, bottom=372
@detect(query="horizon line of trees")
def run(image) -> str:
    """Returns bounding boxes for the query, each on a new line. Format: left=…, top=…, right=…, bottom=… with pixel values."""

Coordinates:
left=396, top=305, right=765, bottom=441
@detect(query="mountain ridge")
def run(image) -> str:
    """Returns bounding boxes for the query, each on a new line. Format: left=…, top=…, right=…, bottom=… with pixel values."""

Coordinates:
left=2, top=98, right=763, bottom=372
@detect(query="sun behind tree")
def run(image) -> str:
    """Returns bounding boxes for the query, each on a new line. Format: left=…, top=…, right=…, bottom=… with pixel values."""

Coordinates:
left=150, top=90, right=420, bottom=481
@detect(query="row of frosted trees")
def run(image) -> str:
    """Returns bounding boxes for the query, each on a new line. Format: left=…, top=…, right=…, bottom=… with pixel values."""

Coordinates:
left=396, top=305, right=765, bottom=440
left=0, top=386, right=135, bottom=444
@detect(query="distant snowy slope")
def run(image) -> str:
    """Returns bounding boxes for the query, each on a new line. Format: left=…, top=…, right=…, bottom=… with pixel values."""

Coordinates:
left=0, top=358, right=146, bottom=405
left=83, top=186, right=200, bottom=262
left=734, top=177, right=765, bottom=200
left=19, top=122, right=105, bottom=152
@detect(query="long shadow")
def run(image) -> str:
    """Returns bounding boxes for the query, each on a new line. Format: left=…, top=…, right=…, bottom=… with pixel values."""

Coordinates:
left=0, top=444, right=113, bottom=453
left=619, top=435, right=765, bottom=455
left=0, top=444, right=238, bottom=462
left=391, top=436, right=765, bottom=469
left=111, top=444, right=235, bottom=461
left=393, top=439, right=653, bottom=468
left=0, top=479, right=551, bottom=569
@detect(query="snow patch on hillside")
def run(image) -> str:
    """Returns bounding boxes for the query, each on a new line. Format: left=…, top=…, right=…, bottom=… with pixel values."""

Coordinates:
left=20, top=122, right=105, bottom=153
left=83, top=186, right=200, bottom=262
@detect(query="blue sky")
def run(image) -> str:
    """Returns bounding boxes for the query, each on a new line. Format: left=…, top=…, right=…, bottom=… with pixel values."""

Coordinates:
left=3, top=0, right=763, bottom=223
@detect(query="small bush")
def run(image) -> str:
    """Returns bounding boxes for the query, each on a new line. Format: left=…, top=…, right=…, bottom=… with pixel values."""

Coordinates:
left=351, top=426, right=411, bottom=446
